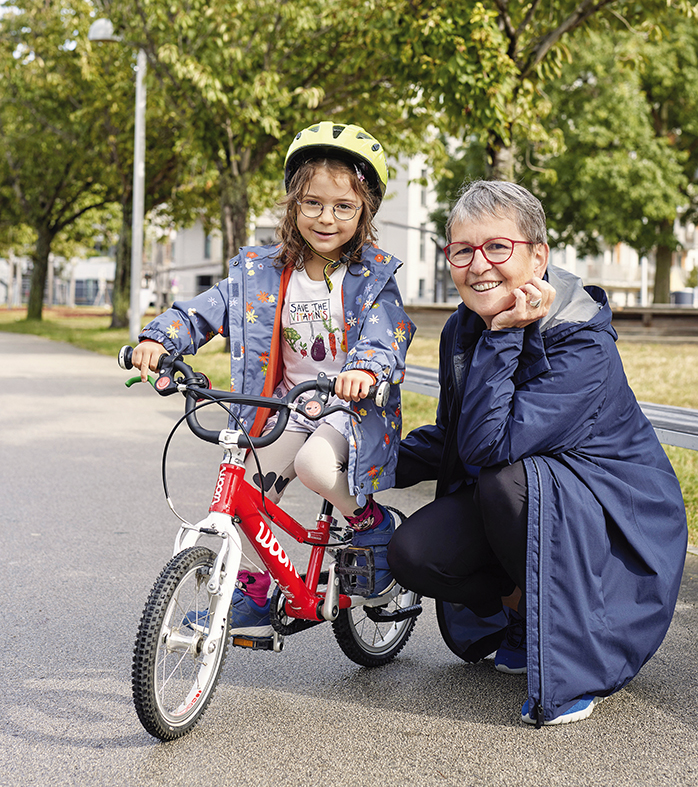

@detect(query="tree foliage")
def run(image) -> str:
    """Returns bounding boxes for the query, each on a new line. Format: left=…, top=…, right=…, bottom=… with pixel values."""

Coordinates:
left=529, top=30, right=686, bottom=253
left=523, top=16, right=698, bottom=302
left=0, top=0, right=118, bottom=318
left=435, top=0, right=698, bottom=181
left=95, top=0, right=490, bottom=267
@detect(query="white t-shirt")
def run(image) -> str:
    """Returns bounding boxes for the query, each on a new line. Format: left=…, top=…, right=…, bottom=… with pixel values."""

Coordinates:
left=281, top=265, right=347, bottom=389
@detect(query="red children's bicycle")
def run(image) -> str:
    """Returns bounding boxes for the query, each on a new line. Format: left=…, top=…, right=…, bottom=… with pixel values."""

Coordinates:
left=119, top=347, right=421, bottom=741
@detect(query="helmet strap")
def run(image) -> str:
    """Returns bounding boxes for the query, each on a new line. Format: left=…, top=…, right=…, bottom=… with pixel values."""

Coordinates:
left=301, top=237, right=346, bottom=291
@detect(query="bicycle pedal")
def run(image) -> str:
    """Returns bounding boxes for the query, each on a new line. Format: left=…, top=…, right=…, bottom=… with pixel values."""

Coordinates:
left=231, top=633, right=284, bottom=652
left=336, top=546, right=374, bottom=597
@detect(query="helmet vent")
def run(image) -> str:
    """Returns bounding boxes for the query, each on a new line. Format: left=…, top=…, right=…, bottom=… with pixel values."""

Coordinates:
left=332, top=125, right=344, bottom=138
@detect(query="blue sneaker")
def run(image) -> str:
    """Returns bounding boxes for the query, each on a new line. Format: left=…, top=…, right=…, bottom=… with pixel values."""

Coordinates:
left=183, top=588, right=273, bottom=637
left=351, top=506, right=396, bottom=597
left=181, top=609, right=212, bottom=634
left=522, top=694, right=605, bottom=725
left=229, top=590, right=273, bottom=637
left=495, top=608, right=527, bottom=674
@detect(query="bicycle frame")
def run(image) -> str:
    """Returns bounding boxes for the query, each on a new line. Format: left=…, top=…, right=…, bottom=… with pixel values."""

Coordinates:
left=172, top=439, right=377, bottom=653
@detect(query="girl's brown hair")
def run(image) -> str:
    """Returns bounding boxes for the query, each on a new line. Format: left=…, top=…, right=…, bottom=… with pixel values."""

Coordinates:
left=275, top=159, right=380, bottom=270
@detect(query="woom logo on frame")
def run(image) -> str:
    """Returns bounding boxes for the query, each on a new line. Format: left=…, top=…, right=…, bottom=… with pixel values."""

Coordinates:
left=255, top=521, right=299, bottom=578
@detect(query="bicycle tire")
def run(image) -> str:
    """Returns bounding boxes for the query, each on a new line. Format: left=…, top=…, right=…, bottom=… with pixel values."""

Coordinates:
left=332, top=586, right=420, bottom=667
left=132, top=547, right=230, bottom=740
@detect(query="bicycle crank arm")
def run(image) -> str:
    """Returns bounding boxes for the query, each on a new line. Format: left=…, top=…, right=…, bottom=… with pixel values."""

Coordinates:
left=320, top=562, right=340, bottom=621
left=365, top=603, right=423, bottom=623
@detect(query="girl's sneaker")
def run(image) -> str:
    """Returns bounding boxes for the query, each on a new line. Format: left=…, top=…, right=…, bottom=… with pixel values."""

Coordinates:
left=229, top=570, right=273, bottom=636
left=351, top=505, right=397, bottom=597
left=229, top=591, right=273, bottom=637
left=521, top=695, right=605, bottom=725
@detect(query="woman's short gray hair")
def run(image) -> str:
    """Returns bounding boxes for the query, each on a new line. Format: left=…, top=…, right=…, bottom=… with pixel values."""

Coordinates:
left=445, top=180, right=547, bottom=244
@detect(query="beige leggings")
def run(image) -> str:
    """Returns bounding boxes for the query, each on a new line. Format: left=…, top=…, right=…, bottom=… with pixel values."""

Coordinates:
left=238, top=423, right=361, bottom=573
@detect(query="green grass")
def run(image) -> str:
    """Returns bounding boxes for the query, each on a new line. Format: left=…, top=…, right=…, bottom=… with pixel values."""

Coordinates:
left=2, top=306, right=696, bottom=546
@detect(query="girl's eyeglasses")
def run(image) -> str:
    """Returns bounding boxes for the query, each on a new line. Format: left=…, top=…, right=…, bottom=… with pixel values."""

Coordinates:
left=444, top=237, right=536, bottom=268
left=296, top=199, right=361, bottom=222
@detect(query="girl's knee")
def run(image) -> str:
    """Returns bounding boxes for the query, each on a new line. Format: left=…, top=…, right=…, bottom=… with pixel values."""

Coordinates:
left=294, top=442, right=338, bottom=499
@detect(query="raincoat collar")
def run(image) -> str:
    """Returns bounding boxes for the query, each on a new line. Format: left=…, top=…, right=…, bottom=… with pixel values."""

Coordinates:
left=452, top=265, right=611, bottom=389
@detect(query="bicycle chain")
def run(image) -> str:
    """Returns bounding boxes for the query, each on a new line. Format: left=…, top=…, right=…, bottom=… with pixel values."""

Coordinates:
left=269, top=573, right=328, bottom=636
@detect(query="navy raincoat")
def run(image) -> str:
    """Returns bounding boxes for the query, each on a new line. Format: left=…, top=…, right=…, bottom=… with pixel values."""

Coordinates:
left=396, top=265, right=687, bottom=723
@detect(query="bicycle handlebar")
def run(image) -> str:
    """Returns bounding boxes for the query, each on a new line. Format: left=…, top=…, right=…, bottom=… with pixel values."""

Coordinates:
left=118, top=345, right=389, bottom=449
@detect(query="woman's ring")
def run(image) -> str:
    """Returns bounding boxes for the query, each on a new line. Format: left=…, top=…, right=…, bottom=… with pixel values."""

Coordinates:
left=530, top=298, right=542, bottom=309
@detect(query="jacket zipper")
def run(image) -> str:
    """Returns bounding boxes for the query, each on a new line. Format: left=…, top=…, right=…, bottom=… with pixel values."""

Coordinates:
left=533, top=455, right=546, bottom=727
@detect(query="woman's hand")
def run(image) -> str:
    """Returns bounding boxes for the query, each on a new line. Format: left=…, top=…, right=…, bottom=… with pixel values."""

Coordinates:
left=334, top=369, right=376, bottom=402
left=131, top=341, right=168, bottom=382
left=489, top=276, right=556, bottom=331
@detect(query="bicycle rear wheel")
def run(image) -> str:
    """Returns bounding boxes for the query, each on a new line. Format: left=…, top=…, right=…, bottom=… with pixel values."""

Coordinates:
left=332, top=587, right=420, bottom=667
left=132, top=547, right=230, bottom=740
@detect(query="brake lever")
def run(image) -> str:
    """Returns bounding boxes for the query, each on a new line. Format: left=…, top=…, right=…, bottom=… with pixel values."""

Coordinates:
left=124, top=375, right=156, bottom=389
left=324, top=403, right=362, bottom=422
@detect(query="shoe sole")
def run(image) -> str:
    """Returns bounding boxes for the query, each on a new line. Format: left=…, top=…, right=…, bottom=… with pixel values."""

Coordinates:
left=522, top=695, right=605, bottom=725
left=495, top=662, right=527, bottom=675
left=230, top=624, right=274, bottom=637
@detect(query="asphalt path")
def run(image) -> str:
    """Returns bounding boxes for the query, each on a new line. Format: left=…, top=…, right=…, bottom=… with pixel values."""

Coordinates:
left=1, top=332, right=697, bottom=787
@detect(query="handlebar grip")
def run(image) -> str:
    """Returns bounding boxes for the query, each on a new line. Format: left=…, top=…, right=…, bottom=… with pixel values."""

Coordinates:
left=369, top=381, right=390, bottom=408
left=118, top=345, right=134, bottom=370
left=118, top=345, right=169, bottom=373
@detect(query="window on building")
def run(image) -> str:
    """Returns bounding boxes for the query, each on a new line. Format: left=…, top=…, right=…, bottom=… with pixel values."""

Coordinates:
left=420, top=168, right=428, bottom=207
left=418, top=278, right=425, bottom=299
left=196, top=275, right=213, bottom=295
left=204, top=234, right=211, bottom=260
left=74, top=279, right=99, bottom=305
left=419, top=223, right=426, bottom=261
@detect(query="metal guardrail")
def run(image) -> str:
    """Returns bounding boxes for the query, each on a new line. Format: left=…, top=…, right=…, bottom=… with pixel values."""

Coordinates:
left=404, top=365, right=698, bottom=452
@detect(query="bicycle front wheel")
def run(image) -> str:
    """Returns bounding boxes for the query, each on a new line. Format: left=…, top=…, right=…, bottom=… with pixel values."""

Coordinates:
left=132, top=547, right=230, bottom=740
left=332, top=587, right=420, bottom=667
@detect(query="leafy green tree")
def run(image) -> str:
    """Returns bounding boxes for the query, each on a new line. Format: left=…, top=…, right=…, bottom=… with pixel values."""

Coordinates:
left=636, top=16, right=698, bottom=301
left=0, top=0, right=117, bottom=319
left=0, top=0, right=201, bottom=323
left=412, top=1, right=695, bottom=182
left=96, top=0, right=453, bottom=268
left=523, top=23, right=697, bottom=303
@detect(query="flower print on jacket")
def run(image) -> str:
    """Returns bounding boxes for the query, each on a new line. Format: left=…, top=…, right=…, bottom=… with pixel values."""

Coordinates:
left=137, top=243, right=415, bottom=500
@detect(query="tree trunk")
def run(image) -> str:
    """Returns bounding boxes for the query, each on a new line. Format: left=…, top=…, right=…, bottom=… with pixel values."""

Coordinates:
left=26, top=226, right=53, bottom=320
left=653, top=218, right=674, bottom=304
left=110, top=202, right=132, bottom=329
left=653, top=244, right=673, bottom=304
left=486, top=132, right=515, bottom=182
left=219, top=169, right=250, bottom=277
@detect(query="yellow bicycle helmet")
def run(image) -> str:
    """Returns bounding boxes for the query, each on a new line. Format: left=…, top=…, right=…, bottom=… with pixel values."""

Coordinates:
left=284, top=121, right=388, bottom=204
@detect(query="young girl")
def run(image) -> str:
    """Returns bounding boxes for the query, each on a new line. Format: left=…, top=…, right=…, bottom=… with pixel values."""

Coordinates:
left=131, top=121, right=415, bottom=638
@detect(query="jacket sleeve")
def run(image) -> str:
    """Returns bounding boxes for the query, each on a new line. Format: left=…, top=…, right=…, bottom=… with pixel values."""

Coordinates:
left=343, top=273, right=413, bottom=384
left=457, top=327, right=610, bottom=467
left=139, top=279, right=230, bottom=355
